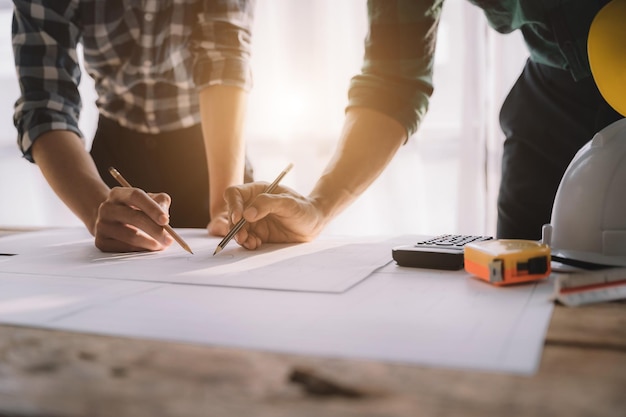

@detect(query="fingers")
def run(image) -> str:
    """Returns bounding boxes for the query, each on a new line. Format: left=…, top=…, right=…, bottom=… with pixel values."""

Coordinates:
left=95, top=224, right=172, bottom=252
left=206, top=212, right=230, bottom=237
left=224, top=182, right=270, bottom=221
left=232, top=192, right=301, bottom=249
left=242, top=191, right=297, bottom=222
left=116, top=189, right=170, bottom=225
left=224, top=182, right=310, bottom=250
left=94, top=187, right=174, bottom=252
left=233, top=225, right=263, bottom=250
left=146, top=192, right=172, bottom=224
left=225, top=182, right=296, bottom=221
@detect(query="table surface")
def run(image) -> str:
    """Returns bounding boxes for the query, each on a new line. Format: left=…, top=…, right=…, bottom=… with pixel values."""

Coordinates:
left=0, top=228, right=624, bottom=417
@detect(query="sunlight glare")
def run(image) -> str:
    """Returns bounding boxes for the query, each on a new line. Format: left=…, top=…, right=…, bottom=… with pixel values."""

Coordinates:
left=0, top=295, right=80, bottom=314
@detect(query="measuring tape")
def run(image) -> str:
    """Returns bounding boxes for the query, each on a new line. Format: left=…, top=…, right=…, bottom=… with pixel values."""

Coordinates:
left=464, top=240, right=551, bottom=286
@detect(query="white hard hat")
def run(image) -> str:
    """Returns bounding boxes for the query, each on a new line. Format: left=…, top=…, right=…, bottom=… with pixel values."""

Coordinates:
left=542, top=118, right=626, bottom=267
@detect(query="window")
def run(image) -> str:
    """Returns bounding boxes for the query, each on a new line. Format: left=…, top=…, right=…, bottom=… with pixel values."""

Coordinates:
left=244, top=0, right=528, bottom=237
left=0, top=0, right=528, bottom=236
left=0, top=7, right=96, bottom=227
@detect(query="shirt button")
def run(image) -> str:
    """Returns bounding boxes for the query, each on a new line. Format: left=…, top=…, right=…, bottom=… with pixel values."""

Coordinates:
left=145, top=13, right=154, bottom=22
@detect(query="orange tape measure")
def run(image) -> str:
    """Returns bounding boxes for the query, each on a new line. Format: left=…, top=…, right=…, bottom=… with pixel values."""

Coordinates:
left=464, top=240, right=551, bottom=286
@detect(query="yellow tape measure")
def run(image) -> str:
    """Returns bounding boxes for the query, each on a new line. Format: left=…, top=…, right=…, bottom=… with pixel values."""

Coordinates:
left=464, top=240, right=551, bottom=286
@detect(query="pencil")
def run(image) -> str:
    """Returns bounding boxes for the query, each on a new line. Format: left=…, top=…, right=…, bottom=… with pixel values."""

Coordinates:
left=108, top=167, right=194, bottom=254
left=213, top=163, right=294, bottom=255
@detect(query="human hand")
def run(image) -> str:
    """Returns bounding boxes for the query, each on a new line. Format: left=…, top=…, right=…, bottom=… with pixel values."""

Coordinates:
left=206, top=210, right=230, bottom=237
left=94, top=187, right=175, bottom=252
left=223, top=182, right=326, bottom=250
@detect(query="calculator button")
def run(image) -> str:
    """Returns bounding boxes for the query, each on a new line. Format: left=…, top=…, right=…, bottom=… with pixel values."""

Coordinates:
left=415, top=234, right=492, bottom=248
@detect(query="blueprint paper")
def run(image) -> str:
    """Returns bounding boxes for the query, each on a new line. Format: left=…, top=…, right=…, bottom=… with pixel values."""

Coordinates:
left=0, top=228, right=392, bottom=293
left=0, top=230, right=554, bottom=375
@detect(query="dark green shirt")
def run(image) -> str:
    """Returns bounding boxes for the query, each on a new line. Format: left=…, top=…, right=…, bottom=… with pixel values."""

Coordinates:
left=348, top=0, right=608, bottom=137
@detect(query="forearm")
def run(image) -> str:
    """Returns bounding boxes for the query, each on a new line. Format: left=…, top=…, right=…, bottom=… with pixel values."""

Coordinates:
left=309, top=108, right=407, bottom=227
left=199, top=85, right=248, bottom=218
left=31, top=131, right=110, bottom=235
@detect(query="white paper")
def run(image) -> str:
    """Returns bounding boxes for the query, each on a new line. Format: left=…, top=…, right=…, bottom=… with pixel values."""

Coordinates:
left=0, top=230, right=554, bottom=375
left=0, top=228, right=392, bottom=293
left=0, top=272, right=161, bottom=325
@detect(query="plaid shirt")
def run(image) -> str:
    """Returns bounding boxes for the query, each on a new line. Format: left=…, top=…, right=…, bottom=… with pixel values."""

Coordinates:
left=13, top=0, right=255, bottom=162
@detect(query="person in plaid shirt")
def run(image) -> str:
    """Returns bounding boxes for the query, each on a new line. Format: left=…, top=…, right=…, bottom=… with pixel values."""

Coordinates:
left=12, top=0, right=255, bottom=252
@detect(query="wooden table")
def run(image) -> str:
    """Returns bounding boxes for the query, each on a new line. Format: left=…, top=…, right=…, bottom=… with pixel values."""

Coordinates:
left=0, top=229, right=624, bottom=417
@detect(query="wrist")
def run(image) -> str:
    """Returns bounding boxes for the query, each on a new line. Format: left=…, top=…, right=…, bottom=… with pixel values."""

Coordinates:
left=83, top=189, right=110, bottom=236
left=307, top=192, right=341, bottom=234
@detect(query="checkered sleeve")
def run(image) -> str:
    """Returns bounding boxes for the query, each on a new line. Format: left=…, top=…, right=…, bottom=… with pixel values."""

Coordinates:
left=12, top=0, right=83, bottom=163
left=348, top=0, right=443, bottom=138
left=191, top=0, right=255, bottom=92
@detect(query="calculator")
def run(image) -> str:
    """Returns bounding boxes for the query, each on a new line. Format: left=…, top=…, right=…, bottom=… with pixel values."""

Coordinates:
left=392, top=234, right=493, bottom=270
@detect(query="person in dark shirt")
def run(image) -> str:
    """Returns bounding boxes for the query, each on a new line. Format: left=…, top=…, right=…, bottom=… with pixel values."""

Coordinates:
left=224, top=0, right=623, bottom=250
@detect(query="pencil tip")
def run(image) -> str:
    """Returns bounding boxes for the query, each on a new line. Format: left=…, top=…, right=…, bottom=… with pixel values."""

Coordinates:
left=213, top=246, right=222, bottom=256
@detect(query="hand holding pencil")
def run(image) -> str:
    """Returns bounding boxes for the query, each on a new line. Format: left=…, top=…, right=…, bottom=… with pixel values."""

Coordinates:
left=91, top=167, right=191, bottom=254
left=108, top=168, right=193, bottom=254
left=214, top=163, right=293, bottom=254
left=220, top=163, right=327, bottom=251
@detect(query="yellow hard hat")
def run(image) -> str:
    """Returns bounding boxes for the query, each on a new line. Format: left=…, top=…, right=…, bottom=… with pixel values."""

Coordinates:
left=588, top=0, right=626, bottom=117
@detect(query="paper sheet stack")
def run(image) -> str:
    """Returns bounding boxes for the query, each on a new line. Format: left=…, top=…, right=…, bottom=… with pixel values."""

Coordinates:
left=552, top=267, right=626, bottom=307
